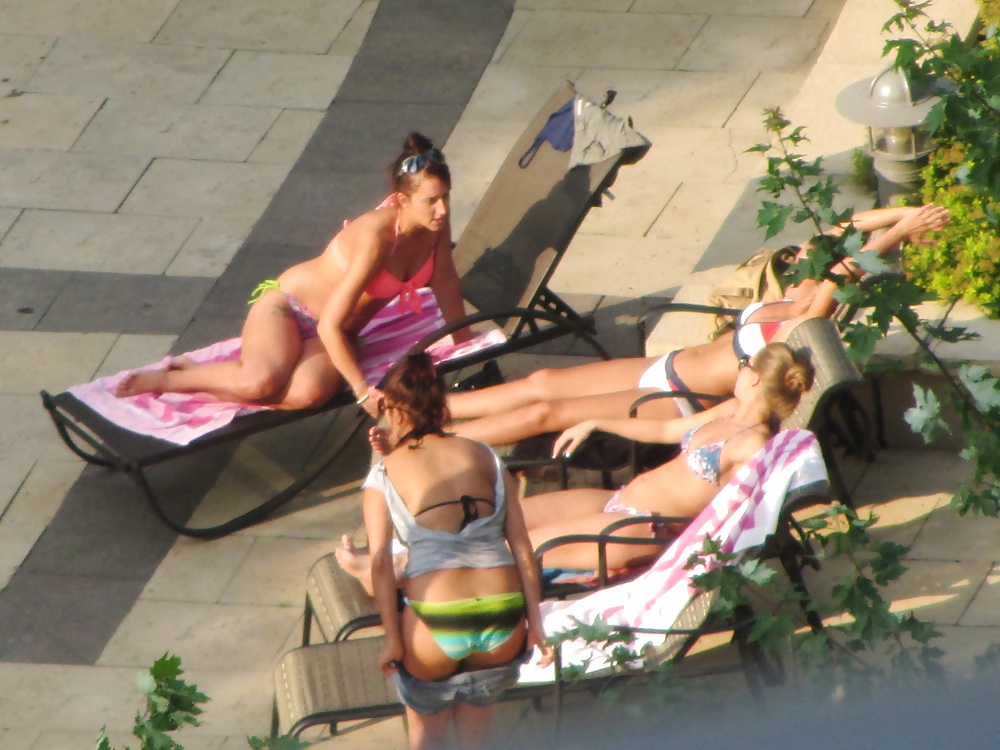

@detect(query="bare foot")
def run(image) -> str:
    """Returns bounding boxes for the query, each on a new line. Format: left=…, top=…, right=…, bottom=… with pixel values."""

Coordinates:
left=334, top=534, right=375, bottom=596
left=368, top=426, right=392, bottom=457
left=115, top=369, right=168, bottom=398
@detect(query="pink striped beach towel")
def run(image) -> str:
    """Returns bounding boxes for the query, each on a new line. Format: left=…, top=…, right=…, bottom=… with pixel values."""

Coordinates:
left=519, top=429, right=828, bottom=683
left=68, top=287, right=506, bottom=446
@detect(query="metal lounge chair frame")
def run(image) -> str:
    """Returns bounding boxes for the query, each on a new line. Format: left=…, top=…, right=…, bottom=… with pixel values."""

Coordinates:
left=273, top=434, right=831, bottom=739
left=299, top=516, right=675, bottom=648
left=275, top=579, right=766, bottom=740
left=39, top=82, right=647, bottom=539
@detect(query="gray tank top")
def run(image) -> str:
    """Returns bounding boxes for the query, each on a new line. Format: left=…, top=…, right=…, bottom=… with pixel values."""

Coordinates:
left=362, top=440, right=516, bottom=579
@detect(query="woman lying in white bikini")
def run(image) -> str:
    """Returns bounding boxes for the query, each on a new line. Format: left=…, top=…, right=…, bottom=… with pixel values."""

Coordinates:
left=442, top=203, right=947, bottom=446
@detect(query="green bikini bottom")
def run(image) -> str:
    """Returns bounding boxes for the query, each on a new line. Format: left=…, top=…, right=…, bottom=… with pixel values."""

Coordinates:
left=408, top=591, right=526, bottom=660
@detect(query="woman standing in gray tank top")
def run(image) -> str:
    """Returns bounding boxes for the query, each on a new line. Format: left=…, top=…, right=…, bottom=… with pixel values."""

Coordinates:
left=358, top=353, right=550, bottom=750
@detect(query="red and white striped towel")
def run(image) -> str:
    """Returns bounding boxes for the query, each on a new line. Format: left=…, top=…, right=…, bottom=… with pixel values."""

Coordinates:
left=68, top=287, right=505, bottom=445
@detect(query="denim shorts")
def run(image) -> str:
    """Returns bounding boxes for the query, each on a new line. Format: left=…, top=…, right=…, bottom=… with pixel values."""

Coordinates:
left=390, top=649, right=530, bottom=715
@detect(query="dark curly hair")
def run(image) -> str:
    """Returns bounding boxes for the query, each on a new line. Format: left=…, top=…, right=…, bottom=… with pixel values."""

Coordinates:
left=381, top=353, right=451, bottom=442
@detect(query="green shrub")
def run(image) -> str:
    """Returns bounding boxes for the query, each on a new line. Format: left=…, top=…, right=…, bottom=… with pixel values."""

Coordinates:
left=980, top=0, right=1000, bottom=26
left=906, top=140, right=1000, bottom=318
left=851, top=147, right=878, bottom=196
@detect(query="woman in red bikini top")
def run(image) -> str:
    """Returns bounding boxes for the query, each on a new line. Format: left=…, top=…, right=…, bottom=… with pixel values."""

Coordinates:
left=115, top=132, right=471, bottom=415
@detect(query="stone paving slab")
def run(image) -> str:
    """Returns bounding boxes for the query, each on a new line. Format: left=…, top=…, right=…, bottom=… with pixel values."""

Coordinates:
left=93, top=333, right=175, bottom=378
left=153, top=0, right=362, bottom=54
left=38, top=272, right=214, bottom=335
left=0, top=92, right=103, bottom=151
left=334, top=0, right=514, bottom=105
left=29, top=37, right=230, bottom=100
left=678, top=15, right=829, bottom=72
left=166, top=217, right=259, bottom=278
left=500, top=11, right=706, bottom=70
left=97, top=599, right=300, bottom=671
left=0, top=0, right=179, bottom=42
left=0, top=394, right=85, bottom=463
left=634, top=0, right=814, bottom=14
left=201, top=51, right=354, bottom=110
left=246, top=110, right=327, bottom=166
left=72, top=99, right=283, bottom=162
left=0, top=150, right=149, bottom=212
left=0, top=459, right=83, bottom=588
left=0, top=211, right=197, bottom=274
left=550, top=234, right=694, bottom=299
left=0, top=34, right=57, bottom=90
left=0, top=268, right=67, bottom=330
left=0, top=330, right=118, bottom=392
left=119, top=159, right=292, bottom=220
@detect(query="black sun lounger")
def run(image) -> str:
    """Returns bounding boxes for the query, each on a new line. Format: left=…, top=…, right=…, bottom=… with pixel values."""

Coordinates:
left=40, top=82, right=649, bottom=539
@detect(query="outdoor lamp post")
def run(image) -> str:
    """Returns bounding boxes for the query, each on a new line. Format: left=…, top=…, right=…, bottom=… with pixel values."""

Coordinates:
left=836, top=66, right=939, bottom=206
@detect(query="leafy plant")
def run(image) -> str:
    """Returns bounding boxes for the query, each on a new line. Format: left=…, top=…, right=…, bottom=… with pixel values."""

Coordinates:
left=536, top=0, right=1000, bottom=710
left=851, top=147, right=878, bottom=196
left=878, top=2, right=1000, bottom=317
left=95, top=653, right=306, bottom=750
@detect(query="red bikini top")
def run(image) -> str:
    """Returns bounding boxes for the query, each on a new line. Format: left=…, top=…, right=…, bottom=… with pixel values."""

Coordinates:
left=342, top=195, right=436, bottom=313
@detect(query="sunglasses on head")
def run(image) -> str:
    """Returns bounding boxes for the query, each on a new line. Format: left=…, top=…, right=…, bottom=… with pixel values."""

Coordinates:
left=399, top=147, right=445, bottom=175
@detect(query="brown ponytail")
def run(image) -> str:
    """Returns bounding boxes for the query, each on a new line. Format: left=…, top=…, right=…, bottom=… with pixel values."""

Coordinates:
left=390, top=132, right=452, bottom=195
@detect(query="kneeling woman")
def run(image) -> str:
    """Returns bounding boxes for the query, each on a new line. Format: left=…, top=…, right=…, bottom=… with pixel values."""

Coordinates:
left=523, top=342, right=814, bottom=571
left=363, top=354, right=550, bottom=750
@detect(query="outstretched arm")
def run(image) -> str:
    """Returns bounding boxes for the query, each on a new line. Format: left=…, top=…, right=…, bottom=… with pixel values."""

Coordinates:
left=786, top=203, right=951, bottom=320
left=551, top=398, right=738, bottom=458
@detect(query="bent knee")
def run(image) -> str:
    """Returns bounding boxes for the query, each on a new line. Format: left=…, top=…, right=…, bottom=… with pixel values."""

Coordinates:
left=520, top=400, right=564, bottom=434
left=281, top=379, right=336, bottom=410
left=235, top=371, right=287, bottom=403
left=524, top=368, right=562, bottom=397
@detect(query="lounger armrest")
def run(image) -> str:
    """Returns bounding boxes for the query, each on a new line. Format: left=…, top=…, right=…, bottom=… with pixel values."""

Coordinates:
left=534, top=515, right=680, bottom=590
left=628, top=390, right=727, bottom=419
left=619, top=391, right=726, bottom=476
left=400, top=306, right=609, bottom=375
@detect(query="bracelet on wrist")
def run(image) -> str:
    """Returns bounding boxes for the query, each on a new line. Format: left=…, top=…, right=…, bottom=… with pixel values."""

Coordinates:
left=356, top=393, right=370, bottom=406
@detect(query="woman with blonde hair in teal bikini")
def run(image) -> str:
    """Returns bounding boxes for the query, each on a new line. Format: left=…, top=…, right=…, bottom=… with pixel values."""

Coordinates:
left=361, top=353, right=550, bottom=750
left=519, top=341, right=814, bottom=571
left=115, top=133, right=469, bottom=417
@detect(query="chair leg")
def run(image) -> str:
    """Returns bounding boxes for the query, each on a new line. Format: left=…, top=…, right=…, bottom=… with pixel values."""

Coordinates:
left=819, top=439, right=854, bottom=511
left=779, top=548, right=824, bottom=635
left=302, top=595, right=314, bottom=646
left=733, top=604, right=783, bottom=693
